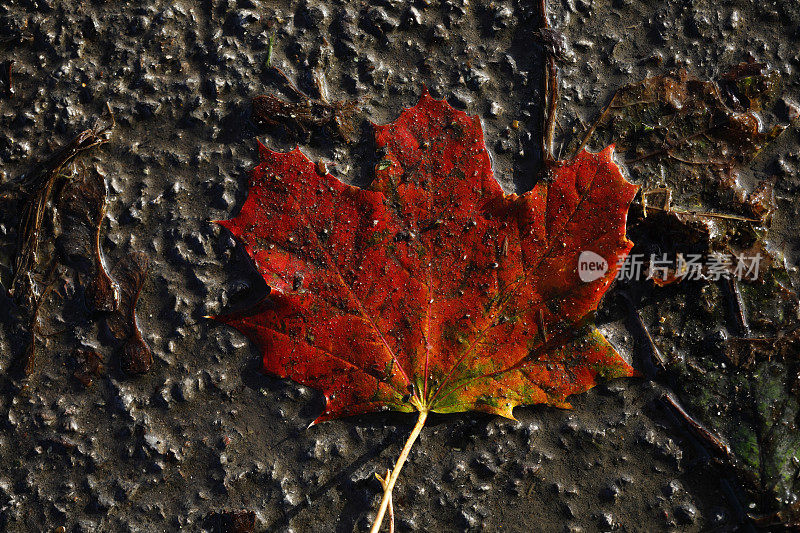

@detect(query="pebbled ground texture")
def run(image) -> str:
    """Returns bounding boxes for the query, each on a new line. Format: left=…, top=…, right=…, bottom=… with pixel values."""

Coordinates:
left=0, top=0, right=799, bottom=532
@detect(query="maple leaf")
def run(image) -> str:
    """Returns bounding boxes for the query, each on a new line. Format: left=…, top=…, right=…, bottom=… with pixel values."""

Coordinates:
left=215, top=89, right=638, bottom=530
left=217, top=88, right=637, bottom=421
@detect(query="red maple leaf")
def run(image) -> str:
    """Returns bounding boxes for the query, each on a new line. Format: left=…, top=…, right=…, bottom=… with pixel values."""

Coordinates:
left=217, top=89, right=637, bottom=422
left=216, top=89, right=638, bottom=530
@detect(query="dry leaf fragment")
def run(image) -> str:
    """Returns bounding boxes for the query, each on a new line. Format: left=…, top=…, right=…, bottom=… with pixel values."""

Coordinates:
left=106, top=252, right=152, bottom=374
left=252, top=94, right=359, bottom=141
left=57, top=168, right=118, bottom=312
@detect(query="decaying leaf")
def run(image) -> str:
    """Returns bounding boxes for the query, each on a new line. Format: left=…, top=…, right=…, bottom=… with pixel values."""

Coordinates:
left=5, top=117, right=112, bottom=301
left=577, top=62, right=784, bottom=169
left=0, top=110, right=114, bottom=376
left=252, top=51, right=359, bottom=141
left=57, top=167, right=118, bottom=312
left=575, top=62, right=787, bottom=270
left=632, top=244, right=800, bottom=521
left=623, top=270, right=800, bottom=530
left=252, top=93, right=359, bottom=141
left=105, top=252, right=152, bottom=374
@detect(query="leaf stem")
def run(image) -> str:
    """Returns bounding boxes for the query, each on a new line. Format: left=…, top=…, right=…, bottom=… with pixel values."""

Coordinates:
left=374, top=469, right=394, bottom=533
left=369, top=409, right=428, bottom=533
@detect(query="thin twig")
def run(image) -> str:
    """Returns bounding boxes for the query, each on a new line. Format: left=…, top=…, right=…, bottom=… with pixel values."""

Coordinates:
left=662, top=392, right=733, bottom=460
left=624, top=126, right=717, bottom=164
left=544, top=57, right=558, bottom=161
left=574, top=91, right=619, bottom=157
left=370, top=409, right=428, bottom=533
left=619, top=292, right=666, bottom=376
left=610, top=99, right=656, bottom=108
left=631, top=201, right=762, bottom=223
left=538, top=0, right=558, bottom=161
left=722, top=277, right=750, bottom=337
left=269, top=65, right=309, bottom=100
left=667, top=153, right=717, bottom=166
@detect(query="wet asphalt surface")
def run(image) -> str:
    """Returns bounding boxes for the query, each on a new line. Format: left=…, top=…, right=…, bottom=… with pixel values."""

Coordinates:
left=1, top=0, right=799, bottom=532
